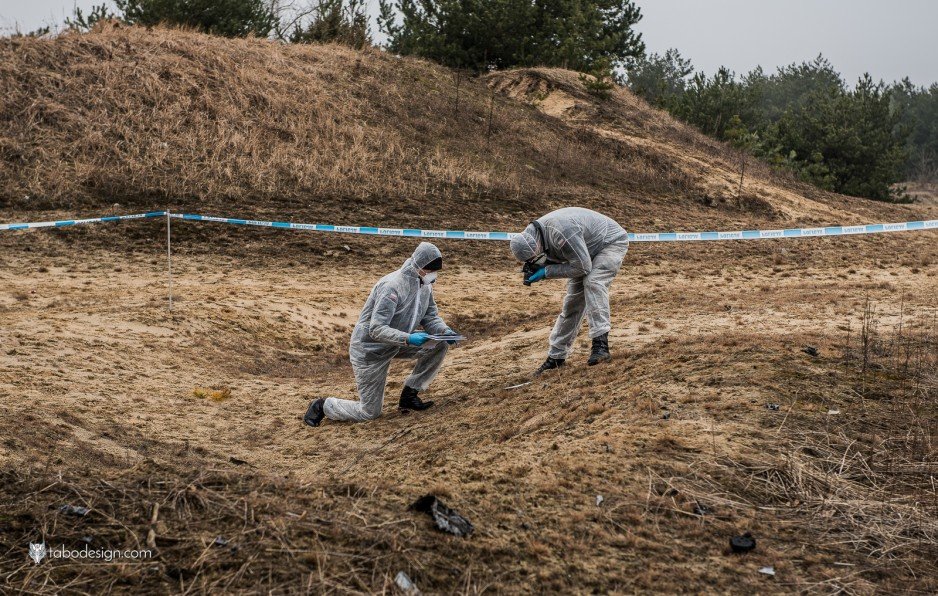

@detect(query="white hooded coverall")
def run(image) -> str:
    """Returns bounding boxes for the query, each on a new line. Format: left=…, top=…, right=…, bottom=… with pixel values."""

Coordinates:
left=323, top=242, right=452, bottom=422
left=510, top=207, right=629, bottom=359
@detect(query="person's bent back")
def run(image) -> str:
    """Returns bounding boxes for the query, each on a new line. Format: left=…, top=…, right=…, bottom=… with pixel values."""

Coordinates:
left=510, top=207, right=629, bottom=375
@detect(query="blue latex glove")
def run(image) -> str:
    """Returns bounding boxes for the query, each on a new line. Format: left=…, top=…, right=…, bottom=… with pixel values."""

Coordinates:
left=527, top=268, right=547, bottom=284
left=407, top=332, right=430, bottom=346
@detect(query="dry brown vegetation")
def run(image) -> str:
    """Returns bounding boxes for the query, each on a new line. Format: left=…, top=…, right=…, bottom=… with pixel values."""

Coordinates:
left=1, top=25, right=937, bottom=594
left=2, top=23, right=927, bottom=231
left=904, top=181, right=938, bottom=206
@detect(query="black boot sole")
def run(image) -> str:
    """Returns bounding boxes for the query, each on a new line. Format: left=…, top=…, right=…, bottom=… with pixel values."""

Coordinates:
left=399, top=403, right=434, bottom=414
left=533, top=360, right=566, bottom=377
left=587, top=353, right=611, bottom=366
left=533, top=368, right=562, bottom=377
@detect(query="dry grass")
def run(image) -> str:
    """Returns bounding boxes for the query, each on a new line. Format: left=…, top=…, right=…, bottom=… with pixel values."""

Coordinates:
left=2, top=241, right=937, bottom=593
left=0, top=24, right=683, bottom=225
left=0, top=462, right=489, bottom=594
left=192, top=386, right=232, bottom=402
left=903, top=181, right=938, bottom=206
left=2, top=23, right=922, bottom=236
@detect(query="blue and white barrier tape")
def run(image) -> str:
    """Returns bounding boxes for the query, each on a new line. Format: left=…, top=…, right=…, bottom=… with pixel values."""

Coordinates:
left=169, top=212, right=514, bottom=240
left=626, top=220, right=938, bottom=242
left=1, top=210, right=936, bottom=241
left=169, top=212, right=938, bottom=242
left=0, top=211, right=166, bottom=231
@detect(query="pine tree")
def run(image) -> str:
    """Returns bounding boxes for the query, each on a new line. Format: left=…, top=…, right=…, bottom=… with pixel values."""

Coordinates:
left=892, top=78, right=938, bottom=181
left=115, top=0, right=277, bottom=38
left=626, top=48, right=694, bottom=108
left=285, top=0, right=371, bottom=49
left=377, top=0, right=645, bottom=74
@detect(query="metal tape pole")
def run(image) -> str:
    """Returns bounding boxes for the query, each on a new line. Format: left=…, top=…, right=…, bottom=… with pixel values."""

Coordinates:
left=167, top=210, right=173, bottom=311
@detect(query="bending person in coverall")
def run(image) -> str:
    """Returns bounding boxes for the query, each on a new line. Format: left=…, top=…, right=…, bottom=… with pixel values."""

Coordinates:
left=303, top=242, right=459, bottom=426
left=510, top=207, right=629, bottom=376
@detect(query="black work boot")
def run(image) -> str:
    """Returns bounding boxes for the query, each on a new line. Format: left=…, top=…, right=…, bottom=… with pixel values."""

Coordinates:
left=303, top=398, right=326, bottom=427
left=399, top=386, right=433, bottom=413
left=587, top=333, right=611, bottom=366
left=534, top=357, right=565, bottom=377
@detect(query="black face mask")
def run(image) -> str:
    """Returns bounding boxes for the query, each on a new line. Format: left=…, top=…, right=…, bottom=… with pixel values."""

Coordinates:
left=422, top=256, right=443, bottom=272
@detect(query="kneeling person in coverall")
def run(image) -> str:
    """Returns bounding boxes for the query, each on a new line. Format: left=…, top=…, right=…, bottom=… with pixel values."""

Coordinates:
left=510, top=207, right=628, bottom=375
left=304, top=242, right=458, bottom=426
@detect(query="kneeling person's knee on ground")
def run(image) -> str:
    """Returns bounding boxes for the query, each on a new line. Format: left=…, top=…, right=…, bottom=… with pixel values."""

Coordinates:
left=309, top=241, right=454, bottom=426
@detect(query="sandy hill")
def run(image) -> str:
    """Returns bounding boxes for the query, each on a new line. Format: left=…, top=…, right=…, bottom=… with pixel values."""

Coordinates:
left=0, top=26, right=936, bottom=594
left=2, top=24, right=931, bottom=230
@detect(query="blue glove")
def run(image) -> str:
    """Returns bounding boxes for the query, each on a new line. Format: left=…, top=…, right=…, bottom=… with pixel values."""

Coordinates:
left=407, top=332, right=429, bottom=346
left=527, top=268, right=547, bottom=284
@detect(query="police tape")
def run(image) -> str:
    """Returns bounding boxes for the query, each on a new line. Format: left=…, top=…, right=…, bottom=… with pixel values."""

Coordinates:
left=169, top=212, right=514, bottom=240
left=168, top=212, right=938, bottom=241
left=1, top=210, right=936, bottom=241
left=0, top=211, right=167, bottom=231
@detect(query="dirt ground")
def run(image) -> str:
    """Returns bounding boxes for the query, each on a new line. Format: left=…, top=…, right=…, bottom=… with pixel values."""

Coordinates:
left=1, top=218, right=936, bottom=593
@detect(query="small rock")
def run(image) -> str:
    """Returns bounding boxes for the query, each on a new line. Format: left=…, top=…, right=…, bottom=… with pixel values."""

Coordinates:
left=212, top=536, right=229, bottom=547
left=58, top=504, right=90, bottom=517
left=395, top=571, right=421, bottom=594
left=758, top=566, right=776, bottom=576
left=596, top=495, right=604, bottom=506
left=802, top=346, right=819, bottom=357
left=766, top=403, right=780, bottom=411
left=730, top=532, right=756, bottom=553
left=827, top=409, right=840, bottom=415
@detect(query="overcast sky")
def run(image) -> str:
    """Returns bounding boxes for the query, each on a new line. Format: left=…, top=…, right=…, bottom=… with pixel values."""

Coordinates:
left=2, top=0, right=936, bottom=86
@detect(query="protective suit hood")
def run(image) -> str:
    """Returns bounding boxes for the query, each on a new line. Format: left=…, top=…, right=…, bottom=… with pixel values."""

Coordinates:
left=510, top=224, right=541, bottom=262
left=409, top=242, right=443, bottom=271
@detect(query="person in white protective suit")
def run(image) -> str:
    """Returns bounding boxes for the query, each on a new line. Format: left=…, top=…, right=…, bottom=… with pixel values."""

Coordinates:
left=510, top=207, right=628, bottom=375
left=303, top=242, right=459, bottom=426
